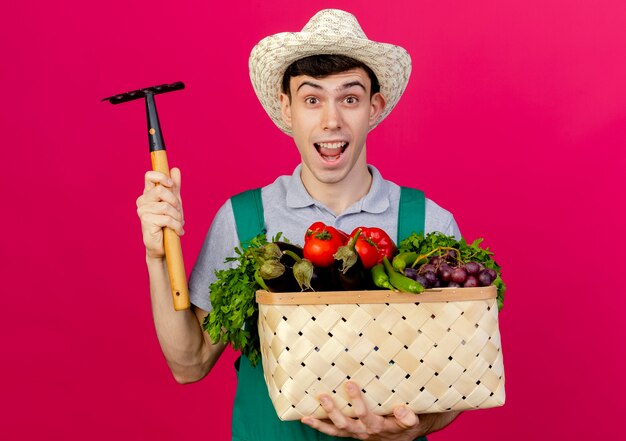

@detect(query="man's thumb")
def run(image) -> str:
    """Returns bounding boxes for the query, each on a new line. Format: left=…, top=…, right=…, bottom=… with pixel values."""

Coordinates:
left=393, top=406, right=419, bottom=429
left=170, top=167, right=182, bottom=195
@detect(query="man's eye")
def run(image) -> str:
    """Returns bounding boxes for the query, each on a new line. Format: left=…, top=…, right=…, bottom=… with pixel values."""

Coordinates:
left=305, top=97, right=318, bottom=105
left=345, top=96, right=358, bottom=104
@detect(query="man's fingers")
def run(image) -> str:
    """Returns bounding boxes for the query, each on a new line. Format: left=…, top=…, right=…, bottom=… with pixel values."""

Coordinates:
left=142, top=213, right=185, bottom=236
left=301, top=417, right=343, bottom=437
left=138, top=184, right=181, bottom=208
left=392, top=406, right=419, bottom=430
left=170, top=167, right=182, bottom=197
left=137, top=201, right=183, bottom=223
left=319, top=394, right=351, bottom=430
left=308, top=394, right=366, bottom=437
left=137, top=169, right=185, bottom=258
left=345, top=381, right=385, bottom=434
left=144, top=170, right=173, bottom=192
left=170, top=167, right=184, bottom=217
left=141, top=169, right=183, bottom=216
left=301, top=388, right=420, bottom=440
left=345, top=382, right=370, bottom=420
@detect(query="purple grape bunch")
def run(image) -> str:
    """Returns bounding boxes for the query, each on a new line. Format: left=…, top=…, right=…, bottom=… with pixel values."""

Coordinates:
left=403, top=249, right=497, bottom=289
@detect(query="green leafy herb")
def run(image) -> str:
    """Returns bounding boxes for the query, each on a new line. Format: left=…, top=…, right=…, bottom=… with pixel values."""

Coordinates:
left=202, top=233, right=270, bottom=366
left=203, top=230, right=506, bottom=366
left=398, top=232, right=506, bottom=310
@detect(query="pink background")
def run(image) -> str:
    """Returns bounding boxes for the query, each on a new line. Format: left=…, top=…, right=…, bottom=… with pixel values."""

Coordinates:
left=2, top=0, right=625, bottom=439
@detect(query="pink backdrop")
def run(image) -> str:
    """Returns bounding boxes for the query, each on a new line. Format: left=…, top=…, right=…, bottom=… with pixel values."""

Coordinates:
left=2, top=0, right=625, bottom=439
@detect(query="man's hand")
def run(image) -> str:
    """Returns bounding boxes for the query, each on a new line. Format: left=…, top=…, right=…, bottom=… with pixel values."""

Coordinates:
left=136, top=168, right=184, bottom=259
left=135, top=167, right=224, bottom=382
left=301, top=381, right=426, bottom=440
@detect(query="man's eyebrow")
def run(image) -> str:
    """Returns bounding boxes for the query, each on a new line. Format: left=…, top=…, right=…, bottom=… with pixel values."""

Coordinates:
left=296, top=81, right=323, bottom=92
left=340, top=81, right=366, bottom=92
left=295, top=80, right=367, bottom=93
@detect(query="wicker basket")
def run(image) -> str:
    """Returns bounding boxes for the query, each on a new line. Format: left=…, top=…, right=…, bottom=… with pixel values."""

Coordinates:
left=256, top=286, right=505, bottom=421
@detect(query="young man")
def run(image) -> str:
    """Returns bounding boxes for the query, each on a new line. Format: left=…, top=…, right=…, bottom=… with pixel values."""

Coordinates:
left=136, top=9, right=461, bottom=440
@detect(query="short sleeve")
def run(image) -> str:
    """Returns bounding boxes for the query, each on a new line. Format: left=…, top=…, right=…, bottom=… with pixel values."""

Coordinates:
left=188, top=200, right=239, bottom=312
left=424, top=199, right=461, bottom=240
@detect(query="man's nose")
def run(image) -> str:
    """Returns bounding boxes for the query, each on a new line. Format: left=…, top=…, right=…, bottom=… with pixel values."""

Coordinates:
left=322, top=102, right=342, bottom=130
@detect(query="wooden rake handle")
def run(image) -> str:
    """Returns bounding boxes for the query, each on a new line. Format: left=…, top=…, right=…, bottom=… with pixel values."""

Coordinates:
left=151, top=150, right=190, bottom=311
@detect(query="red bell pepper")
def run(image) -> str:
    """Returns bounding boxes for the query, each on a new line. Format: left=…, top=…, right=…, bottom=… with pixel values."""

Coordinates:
left=349, top=227, right=398, bottom=269
left=303, top=222, right=348, bottom=267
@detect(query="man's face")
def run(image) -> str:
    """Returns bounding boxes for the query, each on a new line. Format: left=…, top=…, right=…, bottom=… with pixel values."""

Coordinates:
left=279, top=68, right=386, bottom=188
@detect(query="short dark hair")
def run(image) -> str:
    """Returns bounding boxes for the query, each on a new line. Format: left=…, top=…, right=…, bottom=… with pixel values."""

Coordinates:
left=281, top=54, right=380, bottom=99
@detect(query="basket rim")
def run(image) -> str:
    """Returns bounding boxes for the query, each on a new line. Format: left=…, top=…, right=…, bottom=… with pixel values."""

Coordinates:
left=256, top=286, right=497, bottom=305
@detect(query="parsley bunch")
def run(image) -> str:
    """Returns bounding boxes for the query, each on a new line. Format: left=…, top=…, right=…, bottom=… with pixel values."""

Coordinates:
left=398, top=232, right=506, bottom=310
left=202, top=233, right=269, bottom=366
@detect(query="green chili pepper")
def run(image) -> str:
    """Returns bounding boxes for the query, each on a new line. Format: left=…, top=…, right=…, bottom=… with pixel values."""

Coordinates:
left=392, top=251, right=419, bottom=272
left=382, top=257, right=425, bottom=294
left=371, top=263, right=392, bottom=289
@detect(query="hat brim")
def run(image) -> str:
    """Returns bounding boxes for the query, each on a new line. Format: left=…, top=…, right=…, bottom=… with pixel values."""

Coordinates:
left=249, top=31, right=412, bottom=136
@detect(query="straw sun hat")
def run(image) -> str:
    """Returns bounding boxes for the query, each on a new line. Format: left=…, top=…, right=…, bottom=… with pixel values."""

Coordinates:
left=249, top=9, right=412, bottom=136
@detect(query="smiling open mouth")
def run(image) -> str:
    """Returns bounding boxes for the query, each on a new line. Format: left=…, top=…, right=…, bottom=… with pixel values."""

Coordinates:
left=314, top=142, right=348, bottom=162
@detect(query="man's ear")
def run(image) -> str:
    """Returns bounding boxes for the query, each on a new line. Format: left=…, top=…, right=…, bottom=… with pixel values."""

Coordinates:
left=369, top=92, right=387, bottom=127
left=280, top=93, right=292, bottom=128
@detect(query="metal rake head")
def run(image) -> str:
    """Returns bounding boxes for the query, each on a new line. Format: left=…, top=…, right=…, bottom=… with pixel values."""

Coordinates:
left=102, top=82, right=185, bottom=105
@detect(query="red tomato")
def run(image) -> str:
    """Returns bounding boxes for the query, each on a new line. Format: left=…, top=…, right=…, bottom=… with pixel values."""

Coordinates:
left=303, top=224, right=345, bottom=267
left=304, top=222, right=327, bottom=243
left=305, top=222, right=349, bottom=245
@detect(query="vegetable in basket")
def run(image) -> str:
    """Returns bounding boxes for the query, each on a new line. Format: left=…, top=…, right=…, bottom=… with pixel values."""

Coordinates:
left=258, top=242, right=303, bottom=293
left=382, top=256, right=425, bottom=294
left=303, top=222, right=348, bottom=267
left=285, top=250, right=335, bottom=292
left=396, top=232, right=506, bottom=310
left=204, top=228, right=506, bottom=368
left=349, top=226, right=397, bottom=269
left=332, top=230, right=371, bottom=291
left=204, top=233, right=331, bottom=366
left=203, top=233, right=270, bottom=366
left=371, top=262, right=392, bottom=289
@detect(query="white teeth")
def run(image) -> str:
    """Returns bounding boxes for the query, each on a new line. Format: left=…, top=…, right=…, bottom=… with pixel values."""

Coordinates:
left=317, top=142, right=346, bottom=149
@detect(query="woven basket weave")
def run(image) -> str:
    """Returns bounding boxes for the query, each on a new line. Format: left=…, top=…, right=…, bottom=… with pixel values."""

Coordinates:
left=256, top=286, right=505, bottom=421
